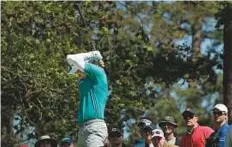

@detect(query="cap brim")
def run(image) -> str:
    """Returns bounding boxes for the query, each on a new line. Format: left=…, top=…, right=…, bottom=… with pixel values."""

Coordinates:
left=152, top=134, right=164, bottom=138
left=61, top=138, right=72, bottom=144
left=159, top=121, right=178, bottom=127
left=183, top=110, right=194, bottom=116
left=212, top=108, right=222, bottom=112
left=143, top=126, right=153, bottom=131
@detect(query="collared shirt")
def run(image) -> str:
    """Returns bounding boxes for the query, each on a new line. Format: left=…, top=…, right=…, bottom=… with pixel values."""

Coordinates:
left=78, top=63, right=108, bottom=124
left=180, top=125, right=214, bottom=147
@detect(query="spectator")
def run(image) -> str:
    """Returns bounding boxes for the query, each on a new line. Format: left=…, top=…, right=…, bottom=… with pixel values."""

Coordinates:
left=206, top=104, right=230, bottom=147
left=133, top=117, right=153, bottom=147
left=60, top=137, right=74, bottom=147
left=151, top=129, right=177, bottom=147
left=159, top=116, right=180, bottom=146
left=224, top=125, right=232, bottom=147
left=180, top=108, right=214, bottom=147
left=35, top=135, right=57, bottom=147
left=66, top=51, right=108, bottom=147
left=143, top=125, right=155, bottom=147
left=108, top=128, right=127, bottom=147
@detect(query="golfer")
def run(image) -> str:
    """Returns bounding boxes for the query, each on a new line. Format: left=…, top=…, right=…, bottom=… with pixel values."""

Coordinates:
left=66, top=50, right=109, bottom=147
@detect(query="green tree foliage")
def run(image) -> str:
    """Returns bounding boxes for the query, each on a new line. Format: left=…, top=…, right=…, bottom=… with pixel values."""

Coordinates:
left=2, top=1, right=82, bottom=143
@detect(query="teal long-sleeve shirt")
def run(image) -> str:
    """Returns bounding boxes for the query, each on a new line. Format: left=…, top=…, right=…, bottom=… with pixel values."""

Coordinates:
left=77, top=63, right=108, bottom=125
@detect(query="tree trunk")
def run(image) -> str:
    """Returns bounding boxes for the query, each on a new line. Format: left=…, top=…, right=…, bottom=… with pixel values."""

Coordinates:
left=192, top=23, right=203, bottom=59
left=189, top=22, right=204, bottom=88
left=223, top=19, right=232, bottom=120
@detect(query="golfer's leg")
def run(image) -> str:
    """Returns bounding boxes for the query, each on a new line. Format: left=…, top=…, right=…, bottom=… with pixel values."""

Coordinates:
left=85, top=121, right=108, bottom=147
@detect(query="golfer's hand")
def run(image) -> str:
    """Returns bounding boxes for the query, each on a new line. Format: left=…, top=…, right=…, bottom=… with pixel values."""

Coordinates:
left=90, top=50, right=103, bottom=60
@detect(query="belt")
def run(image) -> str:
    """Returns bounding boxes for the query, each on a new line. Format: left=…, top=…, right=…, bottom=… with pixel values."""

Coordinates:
left=80, top=119, right=105, bottom=127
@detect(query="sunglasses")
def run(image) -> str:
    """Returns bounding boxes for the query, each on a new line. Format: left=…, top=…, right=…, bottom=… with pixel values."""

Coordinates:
left=213, top=111, right=226, bottom=116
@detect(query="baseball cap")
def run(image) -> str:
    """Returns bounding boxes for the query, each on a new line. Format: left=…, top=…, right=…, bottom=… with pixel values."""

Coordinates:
left=182, top=108, right=196, bottom=117
left=152, top=129, right=164, bottom=138
left=159, top=116, right=178, bottom=127
left=143, top=124, right=154, bottom=133
left=138, top=117, right=152, bottom=128
left=213, top=104, right=228, bottom=113
left=109, top=128, right=123, bottom=137
left=35, top=135, right=57, bottom=147
left=61, top=137, right=72, bottom=144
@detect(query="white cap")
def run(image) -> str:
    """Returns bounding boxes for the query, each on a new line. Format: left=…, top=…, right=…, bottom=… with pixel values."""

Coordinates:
left=152, top=129, right=164, bottom=138
left=213, top=104, right=228, bottom=113
left=35, top=135, right=57, bottom=147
